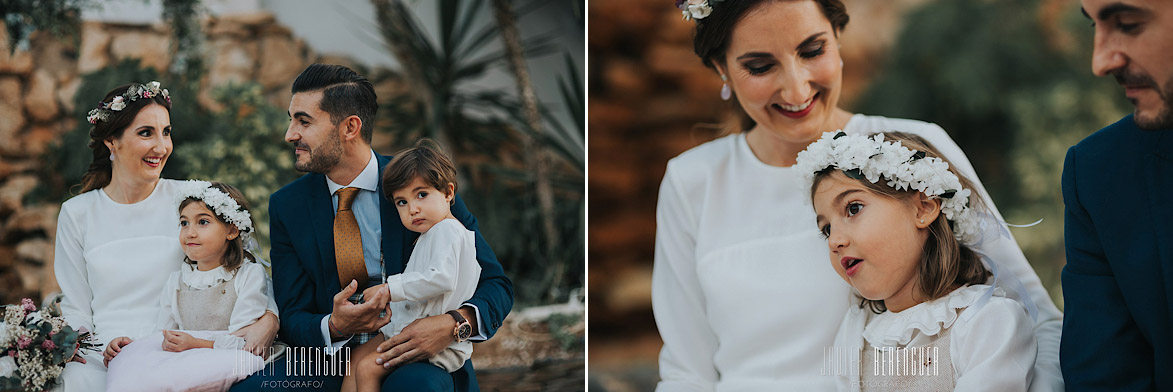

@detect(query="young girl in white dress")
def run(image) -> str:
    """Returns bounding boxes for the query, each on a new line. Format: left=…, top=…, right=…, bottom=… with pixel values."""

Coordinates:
left=798, top=131, right=1038, bottom=391
left=341, top=140, right=481, bottom=392
left=104, top=181, right=275, bottom=391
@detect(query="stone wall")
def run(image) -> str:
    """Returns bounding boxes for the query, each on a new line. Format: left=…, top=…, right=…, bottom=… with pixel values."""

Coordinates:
left=0, top=12, right=323, bottom=306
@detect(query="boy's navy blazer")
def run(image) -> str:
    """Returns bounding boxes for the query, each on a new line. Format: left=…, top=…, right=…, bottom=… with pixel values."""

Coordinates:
left=268, top=153, right=514, bottom=349
left=1061, top=114, right=1173, bottom=391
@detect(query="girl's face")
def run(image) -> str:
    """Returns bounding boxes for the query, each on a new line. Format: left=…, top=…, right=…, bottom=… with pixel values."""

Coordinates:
left=179, top=202, right=238, bottom=265
left=813, top=172, right=936, bottom=312
left=391, top=177, right=456, bottom=234
left=720, top=0, right=845, bottom=148
left=104, top=103, right=172, bottom=185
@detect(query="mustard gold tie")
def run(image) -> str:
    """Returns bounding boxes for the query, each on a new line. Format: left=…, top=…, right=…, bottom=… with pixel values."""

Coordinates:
left=334, top=187, right=367, bottom=289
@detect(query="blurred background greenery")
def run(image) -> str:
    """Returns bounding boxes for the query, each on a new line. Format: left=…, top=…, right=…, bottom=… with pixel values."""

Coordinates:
left=588, top=0, right=1130, bottom=390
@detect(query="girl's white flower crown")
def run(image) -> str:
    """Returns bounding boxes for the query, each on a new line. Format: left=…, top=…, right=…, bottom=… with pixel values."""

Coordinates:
left=175, top=180, right=254, bottom=234
left=796, top=131, right=981, bottom=244
left=86, top=81, right=171, bottom=124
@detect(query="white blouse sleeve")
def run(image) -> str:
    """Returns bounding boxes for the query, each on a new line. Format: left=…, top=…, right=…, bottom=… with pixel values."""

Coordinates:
left=384, top=221, right=462, bottom=302
left=154, top=272, right=181, bottom=332
left=227, top=263, right=271, bottom=334
left=915, top=124, right=1064, bottom=391
left=652, top=166, right=719, bottom=392
left=53, top=205, right=95, bottom=337
left=264, top=271, right=279, bottom=321
left=951, top=298, right=1037, bottom=392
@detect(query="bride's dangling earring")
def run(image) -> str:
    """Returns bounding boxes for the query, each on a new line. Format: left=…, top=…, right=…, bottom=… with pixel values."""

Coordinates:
left=720, top=74, right=731, bottom=101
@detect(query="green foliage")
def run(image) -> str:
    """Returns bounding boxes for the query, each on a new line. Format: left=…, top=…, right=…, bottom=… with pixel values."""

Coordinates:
left=546, top=312, right=583, bottom=352
left=171, top=82, right=300, bottom=258
left=374, top=0, right=584, bottom=306
left=852, top=0, right=1131, bottom=307
left=1, top=0, right=87, bottom=53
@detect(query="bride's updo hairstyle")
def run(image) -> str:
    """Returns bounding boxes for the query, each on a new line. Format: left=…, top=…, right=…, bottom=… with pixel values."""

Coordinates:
left=79, top=84, right=173, bottom=193
left=692, top=0, right=849, bottom=71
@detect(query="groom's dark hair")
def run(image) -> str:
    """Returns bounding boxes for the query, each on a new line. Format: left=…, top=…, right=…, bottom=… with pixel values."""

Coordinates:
left=292, top=63, right=378, bottom=144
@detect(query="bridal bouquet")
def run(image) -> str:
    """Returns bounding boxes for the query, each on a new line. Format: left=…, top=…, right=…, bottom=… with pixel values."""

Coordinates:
left=0, top=298, right=98, bottom=391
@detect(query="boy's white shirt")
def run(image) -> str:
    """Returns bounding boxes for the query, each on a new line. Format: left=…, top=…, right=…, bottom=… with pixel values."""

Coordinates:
left=319, top=150, right=487, bottom=354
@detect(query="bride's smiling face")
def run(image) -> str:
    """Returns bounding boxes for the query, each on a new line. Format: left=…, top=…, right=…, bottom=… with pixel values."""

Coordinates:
left=179, top=202, right=238, bottom=266
left=104, top=103, right=172, bottom=185
left=718, top=0, right=845, bottom=147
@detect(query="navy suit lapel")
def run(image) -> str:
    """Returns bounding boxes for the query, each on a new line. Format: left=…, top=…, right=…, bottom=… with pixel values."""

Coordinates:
left=375, top=154, right=410, bottom=275
left=1146, top=130, right=1173, bottom=322
left=310, top=174, right=342, bottom=294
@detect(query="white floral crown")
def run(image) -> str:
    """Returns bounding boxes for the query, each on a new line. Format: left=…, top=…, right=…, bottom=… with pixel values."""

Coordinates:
left=676, top=0, right=724, bottom=20
left=86, top=81, right=171, bottom=124
left=796, top=131, right=980, bottom=244
left=175, top=180, right=254, bottom=234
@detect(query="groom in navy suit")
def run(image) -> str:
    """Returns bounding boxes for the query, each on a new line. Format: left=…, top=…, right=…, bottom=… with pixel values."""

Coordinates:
left=1061, top=1, right=1173, bottom=390
left=232, top=64, right=513, bottom=391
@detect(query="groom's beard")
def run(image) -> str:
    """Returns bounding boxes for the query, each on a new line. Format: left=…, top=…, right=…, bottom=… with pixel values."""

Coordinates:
left=1116, top=69, right=1173, bottom=130
left=293, top=131, right=343, bottom=173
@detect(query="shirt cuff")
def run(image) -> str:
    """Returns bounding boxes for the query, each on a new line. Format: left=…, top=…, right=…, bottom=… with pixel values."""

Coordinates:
left=463, top=303, right=488, bottom=342
left=319, top=314, right=351, bottom=355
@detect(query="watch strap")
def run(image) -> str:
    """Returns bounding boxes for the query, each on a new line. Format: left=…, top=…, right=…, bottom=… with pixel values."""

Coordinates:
left=446, top=310, right=467, bottom=325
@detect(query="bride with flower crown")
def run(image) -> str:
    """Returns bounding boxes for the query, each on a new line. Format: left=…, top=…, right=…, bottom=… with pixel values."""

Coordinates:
left=50, top=82, right=281, bottom=390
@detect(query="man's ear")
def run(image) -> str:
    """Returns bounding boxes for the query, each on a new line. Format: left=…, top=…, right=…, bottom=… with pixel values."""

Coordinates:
left=914, top=193, right=942, bottom=229
left=340, top=115, right=363, bottom=142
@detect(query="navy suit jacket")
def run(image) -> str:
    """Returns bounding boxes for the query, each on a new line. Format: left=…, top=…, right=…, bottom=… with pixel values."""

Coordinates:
left=268, top=153, right=514, bottom=381
left=1061, top=114, right=1173, bottom=391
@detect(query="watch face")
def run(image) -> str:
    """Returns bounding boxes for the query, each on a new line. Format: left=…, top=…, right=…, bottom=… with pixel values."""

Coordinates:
left=456, top=323, right=472, bottom=341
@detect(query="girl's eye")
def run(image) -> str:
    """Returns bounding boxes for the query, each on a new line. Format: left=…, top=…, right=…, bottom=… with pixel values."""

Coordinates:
left=417, top=191, right=428, bottom=199
left=396, top=199, right=407, bottom=207
left=846, top=202, right=863, bottom=216
left=179, top=221, right=187, bottom=227
left=163, top=128, right=171, bottom=137
left=819, top=224, right=830, bottom=239
left=199, top=218, right=210, bottom=225
left=138, top=129, right=151, bottom=137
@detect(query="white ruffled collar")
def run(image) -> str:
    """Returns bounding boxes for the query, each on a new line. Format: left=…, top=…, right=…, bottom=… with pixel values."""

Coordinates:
left=180, top=262, right=236, bottom=289
left=862, top=284, right=1002, bottom=347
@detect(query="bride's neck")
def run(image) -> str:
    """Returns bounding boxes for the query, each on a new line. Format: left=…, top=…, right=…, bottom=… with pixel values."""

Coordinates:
left=104, top=172, right=160, bottom=204
left=745, top=109, right=854, bottom=167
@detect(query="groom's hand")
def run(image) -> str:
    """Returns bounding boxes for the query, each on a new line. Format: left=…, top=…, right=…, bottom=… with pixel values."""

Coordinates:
left=331, top=280, right=392, bottom=336
left=374, top=307, right=475, bottom=368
